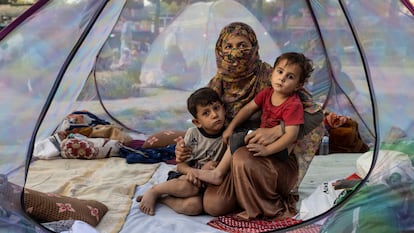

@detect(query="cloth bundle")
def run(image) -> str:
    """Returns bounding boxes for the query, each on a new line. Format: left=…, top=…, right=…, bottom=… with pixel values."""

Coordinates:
left=33, top=110, right=132, bottom=160
left=324, top=112, right=369, bottom=153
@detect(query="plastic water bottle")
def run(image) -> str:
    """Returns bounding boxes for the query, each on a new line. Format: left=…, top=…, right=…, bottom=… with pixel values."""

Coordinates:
left=319, top=135, right=329, bottom=155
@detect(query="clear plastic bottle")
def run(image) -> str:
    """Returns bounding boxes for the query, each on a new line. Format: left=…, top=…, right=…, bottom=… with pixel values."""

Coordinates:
left=319, top=135, right=329, bottom=155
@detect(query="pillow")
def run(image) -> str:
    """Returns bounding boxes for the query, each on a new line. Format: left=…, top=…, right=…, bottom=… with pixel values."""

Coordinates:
left=1, top=178, right=108, bottom=227
left=24, top=188, right=108, bottom=227
left=60, top=138, right=120, bottom=159
left=142, top=130, right=186, bottom=149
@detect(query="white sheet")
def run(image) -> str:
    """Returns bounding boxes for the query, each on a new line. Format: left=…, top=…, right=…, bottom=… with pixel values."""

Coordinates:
left=119, top=163, right=225, bottom=233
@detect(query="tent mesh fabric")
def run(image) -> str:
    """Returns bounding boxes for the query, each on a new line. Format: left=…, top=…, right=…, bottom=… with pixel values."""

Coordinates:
left=0, top=0, right=413, bottom=232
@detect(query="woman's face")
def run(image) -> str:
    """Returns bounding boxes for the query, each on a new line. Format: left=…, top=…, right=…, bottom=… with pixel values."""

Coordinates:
left=221, top=35, right=252, bottom=54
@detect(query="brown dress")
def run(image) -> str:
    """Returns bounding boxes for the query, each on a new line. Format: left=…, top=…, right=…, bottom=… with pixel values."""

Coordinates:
left=203, top=147, right=298, bottom=219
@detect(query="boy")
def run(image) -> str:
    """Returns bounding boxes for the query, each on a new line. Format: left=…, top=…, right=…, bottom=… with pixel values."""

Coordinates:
left=137, top=87, right=226, bottom=216
left=192, top=52, right=314, bottom=185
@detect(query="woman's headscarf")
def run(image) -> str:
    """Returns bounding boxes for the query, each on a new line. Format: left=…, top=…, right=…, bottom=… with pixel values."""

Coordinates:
left=215, top=22, right=260, bottom=78
left=208, top=22, right=272, bottom=121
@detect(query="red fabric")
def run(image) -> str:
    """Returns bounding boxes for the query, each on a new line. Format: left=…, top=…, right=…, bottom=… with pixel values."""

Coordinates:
left=324, top=112, right=348, bottom=129
left=345, top=172, right=362, bottom=180
left=124, top=139, right=145, bottom=148
left=254, top=87, right=304, bottom=128
left=207, top=215, right=303, bottom=233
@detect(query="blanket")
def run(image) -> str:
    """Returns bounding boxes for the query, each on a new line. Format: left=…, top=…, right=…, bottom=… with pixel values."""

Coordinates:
left=26, top=157, right=159, bottom=233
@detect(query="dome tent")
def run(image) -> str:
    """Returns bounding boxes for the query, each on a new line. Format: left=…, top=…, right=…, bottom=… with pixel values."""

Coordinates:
left=0, top=0, right=413, bottom=232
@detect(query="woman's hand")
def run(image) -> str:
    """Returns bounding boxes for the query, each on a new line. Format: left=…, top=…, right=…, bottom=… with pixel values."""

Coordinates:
left=244, top=126, right=283, bottom=146
left=246, top=143, right=270, bottom=156
left=175, top=136, right=192, bottom=163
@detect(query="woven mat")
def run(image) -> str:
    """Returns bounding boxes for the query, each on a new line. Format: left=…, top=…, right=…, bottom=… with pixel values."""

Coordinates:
left=208, top=215, right=319, bottom=233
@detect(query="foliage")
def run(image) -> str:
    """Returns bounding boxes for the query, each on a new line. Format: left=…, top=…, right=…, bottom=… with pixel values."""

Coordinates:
left=78, top=70, right=141, bottom=100
left=122, top=107, right=191, bottom=134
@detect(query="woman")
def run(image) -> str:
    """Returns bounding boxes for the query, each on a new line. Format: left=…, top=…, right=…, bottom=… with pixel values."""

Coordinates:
left=176, top=22, right=323, bottom=219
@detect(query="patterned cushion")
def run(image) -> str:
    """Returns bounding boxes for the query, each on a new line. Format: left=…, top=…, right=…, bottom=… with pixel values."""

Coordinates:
left=24, top=188, right=108, bottom=227
left=142, top=130, right=186, bottom=149
left=0, top=178, right=107, bottom=227
left=60, top=138, right=120, bottom=159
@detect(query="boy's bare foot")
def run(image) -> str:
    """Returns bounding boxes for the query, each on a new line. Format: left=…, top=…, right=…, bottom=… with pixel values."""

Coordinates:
left=192, top=169, right=223, bottom=185
left=137, top=187, right=159, bottom=215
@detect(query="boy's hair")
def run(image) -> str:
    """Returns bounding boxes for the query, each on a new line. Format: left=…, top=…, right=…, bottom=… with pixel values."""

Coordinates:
left=273, top=52, right=314, bottom=83
left=187, top=87, right=222, bottom=118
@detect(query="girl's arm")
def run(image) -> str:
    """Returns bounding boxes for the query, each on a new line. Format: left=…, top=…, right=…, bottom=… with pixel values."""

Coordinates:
left=222, top=100, right=259, bottom=142
left=265, top=125, right=300, bottom=154
left=227, top=100, right=259, bottom=131
left=246, top=125, right=299, bottom=157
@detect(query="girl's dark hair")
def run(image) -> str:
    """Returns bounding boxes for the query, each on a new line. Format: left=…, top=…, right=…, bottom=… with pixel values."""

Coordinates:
left=187, top=87, right=222, bottom=118
left=273, top=52, right=314, bottom=83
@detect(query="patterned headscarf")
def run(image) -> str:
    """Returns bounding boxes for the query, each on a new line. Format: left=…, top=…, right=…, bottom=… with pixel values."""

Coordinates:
left=215, top=22, right=260, bottom=78
left=208, top=22, right=272, bottom=121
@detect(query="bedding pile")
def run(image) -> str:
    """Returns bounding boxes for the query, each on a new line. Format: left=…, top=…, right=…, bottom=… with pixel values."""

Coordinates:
left=27, top=110, right=181, bottom=232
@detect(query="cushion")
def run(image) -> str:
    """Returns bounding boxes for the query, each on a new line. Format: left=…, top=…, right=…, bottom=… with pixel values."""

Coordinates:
left=0, top=177, right=108, bottom=227
left=60, top=138, right=120, bottom=159
left=142, top=130, right=186, bottom=149
left=24, top=188, right=108, bottom=227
